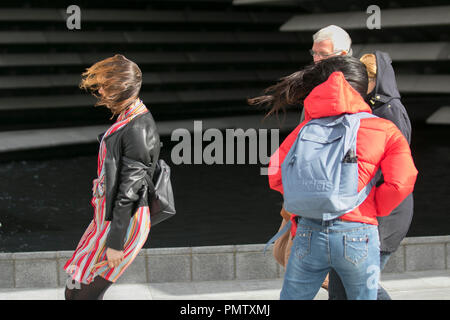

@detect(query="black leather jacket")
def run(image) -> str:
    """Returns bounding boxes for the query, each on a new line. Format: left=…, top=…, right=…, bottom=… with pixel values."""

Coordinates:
left=99, top=111, right=160, bottom=250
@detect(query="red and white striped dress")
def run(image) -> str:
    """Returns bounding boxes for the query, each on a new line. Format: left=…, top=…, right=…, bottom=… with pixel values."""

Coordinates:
left=64, top=99, right=151, bottom=284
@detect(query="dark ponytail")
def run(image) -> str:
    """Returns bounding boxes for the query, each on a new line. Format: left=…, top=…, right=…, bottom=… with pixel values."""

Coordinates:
left=248, top=56, right=369, bottom=117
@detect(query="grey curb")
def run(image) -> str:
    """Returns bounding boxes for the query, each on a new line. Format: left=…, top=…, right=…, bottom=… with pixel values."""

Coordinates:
left=0, top=236, right=449, bottom=288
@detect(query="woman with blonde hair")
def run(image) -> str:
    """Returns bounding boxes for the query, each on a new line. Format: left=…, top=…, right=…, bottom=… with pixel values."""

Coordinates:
left=328, top=51, right=414, bottom=300
left=64, top=54, right=160, bottom=299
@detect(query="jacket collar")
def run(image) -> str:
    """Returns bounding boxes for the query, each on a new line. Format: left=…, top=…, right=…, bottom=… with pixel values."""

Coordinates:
left=304, top=71, right=372, bottom=120
left=117, top=98, right=146, bottom=122
left=97, top=99, right=148, bottom=143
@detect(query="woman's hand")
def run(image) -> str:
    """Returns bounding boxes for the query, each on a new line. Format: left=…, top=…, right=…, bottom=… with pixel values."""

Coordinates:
left=106, top=248, right=124, bottom=268
left=280, top=206, right=293, bottom=221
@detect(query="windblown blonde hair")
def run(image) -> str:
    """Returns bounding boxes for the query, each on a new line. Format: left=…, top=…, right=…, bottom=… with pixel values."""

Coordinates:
left=360, top=53, right=377, bottom=80
left=80, top=54, right=142, bottom=116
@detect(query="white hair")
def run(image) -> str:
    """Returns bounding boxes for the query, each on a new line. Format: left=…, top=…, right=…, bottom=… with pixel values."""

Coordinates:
left=313, top=25, right=353, bottom=56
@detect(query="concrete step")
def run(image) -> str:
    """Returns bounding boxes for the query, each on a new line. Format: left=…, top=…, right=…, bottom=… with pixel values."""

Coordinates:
left=426, top=106, right=450, bottom=124
left=1, top=237, right=449, bottom=290
left=0, top=69, right=290, bottom=89
left=280, top=6, right=450, bottom=31
left=0, top=72, right=447, bottom=94
left=0, top=114, right=301, bottom=153
left=0, top=8, right=290, bottom=24
left=0, top=31, right=300, bottom=45
left=0, top=50, right=305, bottom=68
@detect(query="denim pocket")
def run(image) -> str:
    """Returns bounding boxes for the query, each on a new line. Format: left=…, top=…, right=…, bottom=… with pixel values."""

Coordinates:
left=294, top=230, right=311, bottom=260
left=344, top=234, right=369, bottom=265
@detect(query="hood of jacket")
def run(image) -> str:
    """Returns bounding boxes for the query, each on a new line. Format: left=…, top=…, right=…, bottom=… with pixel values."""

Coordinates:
left=303, top=71, right=372, bottom=120
left=367, top=51, right=401, bottom=106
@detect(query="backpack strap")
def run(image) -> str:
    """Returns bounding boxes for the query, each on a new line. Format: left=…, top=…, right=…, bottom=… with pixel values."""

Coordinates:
left=356, top=168, right=382, bottom=206
left=263, top=219, right=292, bottom=255
left=349, top=112, right=382, bottom=209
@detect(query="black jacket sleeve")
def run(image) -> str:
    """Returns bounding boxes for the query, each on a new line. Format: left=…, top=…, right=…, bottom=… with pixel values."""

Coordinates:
left=105, top=126, right=153, bottom=251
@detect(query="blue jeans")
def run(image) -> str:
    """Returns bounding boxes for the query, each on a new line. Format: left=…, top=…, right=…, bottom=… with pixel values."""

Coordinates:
left=280, top=217, right=380, bottom=300
left=328, top=251, right=392, bottom=300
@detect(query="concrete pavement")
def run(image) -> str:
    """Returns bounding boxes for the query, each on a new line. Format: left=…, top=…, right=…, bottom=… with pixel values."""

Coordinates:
left=0, top=270, right=449, bottom=300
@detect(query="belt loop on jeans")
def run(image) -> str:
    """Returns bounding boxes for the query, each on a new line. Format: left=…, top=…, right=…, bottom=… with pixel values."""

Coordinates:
left=322, top=217, right=339, bottom=227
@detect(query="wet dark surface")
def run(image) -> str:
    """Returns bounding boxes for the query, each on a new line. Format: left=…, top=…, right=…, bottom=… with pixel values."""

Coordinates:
left=0, top=122, right=449, bottom=253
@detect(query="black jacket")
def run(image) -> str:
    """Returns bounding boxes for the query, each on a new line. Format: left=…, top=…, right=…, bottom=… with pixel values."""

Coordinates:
left=367, top=51, right=414, bottom=253
left=99, top=111, right=160, bottom=250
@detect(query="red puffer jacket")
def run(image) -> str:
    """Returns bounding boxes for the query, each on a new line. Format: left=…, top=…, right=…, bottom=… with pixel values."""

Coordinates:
left=268, top=71, right=418, bottom=226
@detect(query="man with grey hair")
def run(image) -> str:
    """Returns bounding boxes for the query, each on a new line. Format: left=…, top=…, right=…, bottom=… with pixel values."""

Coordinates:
left=298, top=25, right=353, bottom=125
left=310, top=25, right=353, bottom=63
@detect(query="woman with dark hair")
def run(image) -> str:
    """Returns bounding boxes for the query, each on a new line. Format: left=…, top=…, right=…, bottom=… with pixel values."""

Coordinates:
left=250, top=56, right=417, bottom=300
left=63, top=54, right=160, bottom=300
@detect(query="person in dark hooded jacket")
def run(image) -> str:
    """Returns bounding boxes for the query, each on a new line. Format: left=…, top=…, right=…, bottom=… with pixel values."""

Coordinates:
left=328, top=51, right=414, bottom=300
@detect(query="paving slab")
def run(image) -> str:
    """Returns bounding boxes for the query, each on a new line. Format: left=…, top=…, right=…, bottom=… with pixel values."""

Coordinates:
left=0, top=270, right=448, bottom=300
